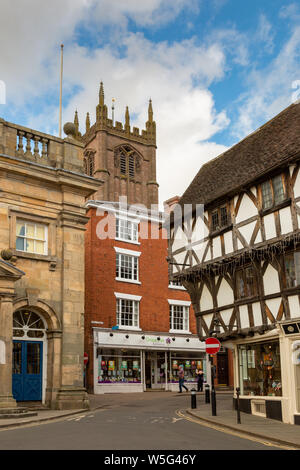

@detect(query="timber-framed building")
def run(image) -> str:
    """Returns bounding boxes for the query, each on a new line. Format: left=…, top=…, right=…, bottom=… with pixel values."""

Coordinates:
left=167, top=102, right=300, bottom=424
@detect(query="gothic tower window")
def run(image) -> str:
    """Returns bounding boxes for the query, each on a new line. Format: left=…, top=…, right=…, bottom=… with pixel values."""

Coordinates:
left=84, top=149, right=96, bottom=177
left=115, top=146, right=140, bottom=179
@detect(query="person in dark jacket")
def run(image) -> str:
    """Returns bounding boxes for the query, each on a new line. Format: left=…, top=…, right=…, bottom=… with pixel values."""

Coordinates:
left=197, top=369, right=204, bottom=392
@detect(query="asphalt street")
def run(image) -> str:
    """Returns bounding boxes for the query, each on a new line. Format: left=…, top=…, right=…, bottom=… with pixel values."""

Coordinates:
left=0, top=393, right=279, bottom=450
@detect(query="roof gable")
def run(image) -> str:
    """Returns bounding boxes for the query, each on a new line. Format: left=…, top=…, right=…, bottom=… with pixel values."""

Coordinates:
left=180, top=102, right=300, bottom=208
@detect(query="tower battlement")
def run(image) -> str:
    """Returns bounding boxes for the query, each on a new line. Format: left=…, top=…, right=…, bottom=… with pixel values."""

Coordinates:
left=76, top=82, right=156, bottom=147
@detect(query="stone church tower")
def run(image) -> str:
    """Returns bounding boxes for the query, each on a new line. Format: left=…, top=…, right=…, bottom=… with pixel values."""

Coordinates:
left=78, top=82, right=159, bottom=208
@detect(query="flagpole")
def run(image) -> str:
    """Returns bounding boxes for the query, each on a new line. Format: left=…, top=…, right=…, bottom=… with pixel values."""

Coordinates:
left=59, top=44, right=64, bottom=138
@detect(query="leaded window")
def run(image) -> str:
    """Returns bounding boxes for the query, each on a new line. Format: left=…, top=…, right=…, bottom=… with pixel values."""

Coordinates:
left=261, top=174, right=286, bottom=210
left=236, top=266, right=257, bottom=299
left=211, top=204, right=230, bottom=232
left=284, top=252, right=300, bottom=288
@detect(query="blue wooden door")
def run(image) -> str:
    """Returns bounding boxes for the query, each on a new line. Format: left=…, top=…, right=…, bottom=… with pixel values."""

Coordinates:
left=12, top=341, right=43, bottom=401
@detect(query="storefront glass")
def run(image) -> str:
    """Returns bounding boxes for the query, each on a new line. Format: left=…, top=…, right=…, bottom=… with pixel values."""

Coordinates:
left=169, top=352, right=206, bottom=383
left=97, top=348, right=141, bottom=384
left=238, top=340, right=282, bottom=396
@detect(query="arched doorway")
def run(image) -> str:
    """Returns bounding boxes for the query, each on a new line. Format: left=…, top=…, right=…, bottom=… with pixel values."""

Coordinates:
left=12, top=309, right=47, bottom=402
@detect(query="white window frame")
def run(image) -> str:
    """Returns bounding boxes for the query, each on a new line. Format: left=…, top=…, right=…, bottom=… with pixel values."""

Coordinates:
left=168, top=299, right=191, bottom=334
left=168, top=280, right=186, bottom=290
left=115, top=216, right=140, bottom=245
left=114, top=247, right=141, bottom=284
left=114, top=292, right=142, bottom=331
left=16, top=220, right=48, bottom=256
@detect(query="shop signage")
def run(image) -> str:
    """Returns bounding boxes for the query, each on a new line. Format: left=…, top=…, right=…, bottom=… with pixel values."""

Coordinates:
left=121, top=361, right=128, bottom=370
left=146, top=337, right=165, bottom=344
left=205, top=337, right=221, bottom=354
left=108, top=361, right=115, bottom=371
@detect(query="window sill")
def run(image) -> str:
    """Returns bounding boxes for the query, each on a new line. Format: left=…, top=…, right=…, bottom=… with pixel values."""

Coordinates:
left=115, top=278, right=141, bottom=285
left=117, top=326, right=142, bottom=331
left=115, top=237, right=141, bottom=246
left=209, top=224, right=233, bottom=238
left=13, top=250, right=57, bottom=270
left=259, top=198, right=291, bottom=216
left=168, top=285, right=186, bottom=291
left=169, top=329, right=192, bottom=335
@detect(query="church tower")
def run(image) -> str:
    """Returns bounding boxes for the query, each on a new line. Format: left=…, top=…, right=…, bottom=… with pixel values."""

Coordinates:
left=78, top=82, right=159, bottom=208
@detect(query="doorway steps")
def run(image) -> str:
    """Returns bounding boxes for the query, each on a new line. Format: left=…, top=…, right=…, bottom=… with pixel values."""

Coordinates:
left=0, top=407, right=38, bottom=419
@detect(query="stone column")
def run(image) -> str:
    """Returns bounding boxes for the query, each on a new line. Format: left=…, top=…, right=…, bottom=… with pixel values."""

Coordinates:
left=0, top=257, right=24, bottom=409
left=0, top=294, right=17, bottom=408
left=55, top=211, right=90, bottom=410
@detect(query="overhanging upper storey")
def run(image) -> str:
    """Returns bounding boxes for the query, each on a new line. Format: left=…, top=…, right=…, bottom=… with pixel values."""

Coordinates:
left=167, top=103, right=300, bottom=341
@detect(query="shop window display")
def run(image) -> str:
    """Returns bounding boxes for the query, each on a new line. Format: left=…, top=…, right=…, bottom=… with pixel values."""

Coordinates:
left=97, top=349, right=141, bottom=384
left=238, top=341, right=282, bottom=396
left=169, top=353, right=206, bottom=384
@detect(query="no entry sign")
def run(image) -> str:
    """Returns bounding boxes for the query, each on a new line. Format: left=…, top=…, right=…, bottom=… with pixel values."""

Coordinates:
left=84, top=352, right=89, bottom=366
left=205, top=337, right=221, bottom=355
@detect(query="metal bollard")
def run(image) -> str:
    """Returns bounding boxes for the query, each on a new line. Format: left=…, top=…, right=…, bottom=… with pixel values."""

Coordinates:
left=236, top=387, right=241, bottom=424
left=191, top=388, right=197, bottom=409
left=205, top=383, right=210, bottom=404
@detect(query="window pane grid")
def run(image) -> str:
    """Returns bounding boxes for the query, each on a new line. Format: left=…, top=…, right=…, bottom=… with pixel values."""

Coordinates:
left=116, top=218, right=138, bottom=242
left=116, top=254, right=138, bottom=281
left=16, top=221, right=47, bottom=255
left=117, top=299, right=139, bottom=328
left=169, top=305, right=189, bottom=331
left=272, top=175, right=285, bottom=205
left=262, top=181, right=273, bottom=209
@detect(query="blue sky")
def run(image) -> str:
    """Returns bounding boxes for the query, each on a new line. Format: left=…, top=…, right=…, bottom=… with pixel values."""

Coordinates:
left=0, top=0, right=300, bottom=204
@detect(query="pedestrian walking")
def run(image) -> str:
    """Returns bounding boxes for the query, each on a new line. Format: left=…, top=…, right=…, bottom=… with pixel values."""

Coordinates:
left=196, top=369, right=204, bottom=392
left=178, top=366, right=188, bottom=393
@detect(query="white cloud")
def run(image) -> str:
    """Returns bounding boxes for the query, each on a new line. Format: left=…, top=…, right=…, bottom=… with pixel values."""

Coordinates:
left=234, top=24, right=300, bottom=139
left=0, top=0, right=230, bottom=207
left=256, top=14, right=274, bottom=54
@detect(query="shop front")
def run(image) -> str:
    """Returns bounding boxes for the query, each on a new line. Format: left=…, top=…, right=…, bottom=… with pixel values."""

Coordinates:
left=93, top=329, right=206, bottom=393
left=233, top=321, right=300, bottom=424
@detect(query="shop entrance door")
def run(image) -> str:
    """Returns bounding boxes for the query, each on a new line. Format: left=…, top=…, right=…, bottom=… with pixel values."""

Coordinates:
left=144, top=352, right=167, bottom=390
left=145, top=358, right=152, bottom=388
left=12, top=340, right=43, bottom=401
left=217, top=353, right=228, bottom=385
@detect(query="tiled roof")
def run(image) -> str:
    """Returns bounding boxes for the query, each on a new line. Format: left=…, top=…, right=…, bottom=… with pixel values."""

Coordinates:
left=179, top=102, right=300, bottom=207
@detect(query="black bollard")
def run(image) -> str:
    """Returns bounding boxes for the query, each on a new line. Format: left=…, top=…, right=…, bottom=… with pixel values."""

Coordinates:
left=236, top=387, right=241, bottom=424
left=191, top=388, right=197, bottom=409
left=205, top=383, right=210, bottom=403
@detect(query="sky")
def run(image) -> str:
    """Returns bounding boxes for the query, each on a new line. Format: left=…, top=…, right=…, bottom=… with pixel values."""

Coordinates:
left=1, top=0, right=300, bottom=206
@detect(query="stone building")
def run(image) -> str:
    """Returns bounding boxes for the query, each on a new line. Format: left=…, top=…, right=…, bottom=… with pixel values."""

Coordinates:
left=0, top=118, right=101, bottom=410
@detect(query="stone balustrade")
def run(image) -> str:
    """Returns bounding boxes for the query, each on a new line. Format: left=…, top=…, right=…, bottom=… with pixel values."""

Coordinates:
left=0, top=118, right=85, bottom=173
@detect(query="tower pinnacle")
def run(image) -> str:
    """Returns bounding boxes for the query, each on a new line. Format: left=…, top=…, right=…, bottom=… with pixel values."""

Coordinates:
left=99, top=81, right=105, bottom=107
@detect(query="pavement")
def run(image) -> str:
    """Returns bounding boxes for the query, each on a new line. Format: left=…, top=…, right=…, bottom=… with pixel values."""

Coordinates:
left=0, top=391, right=300, bottom=449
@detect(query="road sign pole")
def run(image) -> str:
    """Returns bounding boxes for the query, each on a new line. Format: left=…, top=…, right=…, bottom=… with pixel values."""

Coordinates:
left=205, top=338, right=220, bottom=417
left=210, top=355, right=217, bottom=416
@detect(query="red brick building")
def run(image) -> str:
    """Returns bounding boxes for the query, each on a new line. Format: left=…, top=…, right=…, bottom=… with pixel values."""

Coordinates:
left=82, top=83, right=233, bottom=393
